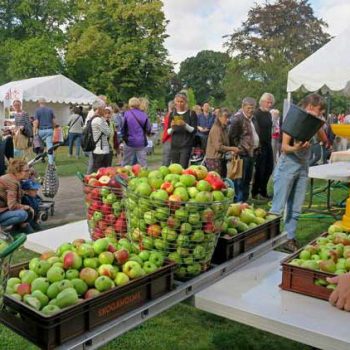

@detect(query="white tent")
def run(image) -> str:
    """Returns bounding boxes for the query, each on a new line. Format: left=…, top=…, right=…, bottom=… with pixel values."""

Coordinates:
left=0, top=74, right=98, bottom=125
left=287, top=27, right=350, bottom=97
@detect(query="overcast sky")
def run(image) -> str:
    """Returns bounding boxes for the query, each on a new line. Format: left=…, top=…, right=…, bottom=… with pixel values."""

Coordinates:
left=163, top=0, right=350, bottom=69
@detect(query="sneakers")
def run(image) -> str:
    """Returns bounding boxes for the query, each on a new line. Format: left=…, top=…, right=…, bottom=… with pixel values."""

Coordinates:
left=251, top=194, right=271, bottom=201
left=282, top=239, right=299, bottom=253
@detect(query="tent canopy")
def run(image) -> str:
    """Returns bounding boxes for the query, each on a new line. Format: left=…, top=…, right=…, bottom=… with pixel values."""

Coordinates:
left=0, top=74, right=98, bottom=104
left=287, top=27, right=350, bottom=95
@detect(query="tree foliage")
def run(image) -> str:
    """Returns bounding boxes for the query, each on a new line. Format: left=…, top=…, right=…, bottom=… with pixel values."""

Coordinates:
left=223, top=0, right=330, bottom=109
left=65, top=0, right=172, bottom=103
left=177, top=50, right=230, bottom=105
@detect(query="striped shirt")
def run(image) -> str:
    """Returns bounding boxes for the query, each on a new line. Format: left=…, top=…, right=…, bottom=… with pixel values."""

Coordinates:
left=14, top=112, right=32, bottom=137
left=91, top=116, right=111, bottom=154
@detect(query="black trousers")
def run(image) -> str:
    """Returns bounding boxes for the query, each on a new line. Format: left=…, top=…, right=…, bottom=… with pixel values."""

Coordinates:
left=252, top=144, right=274, bottom=197
left=171, top=147, right=192, bottom=169
left=92, top=153, right=112, bottom=173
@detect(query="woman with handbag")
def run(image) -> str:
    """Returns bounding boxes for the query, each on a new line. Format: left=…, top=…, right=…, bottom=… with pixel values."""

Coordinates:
left=12, top=100, right=32, bottom=159
left=67, top=106, right=84, bottom=158
left=205, top=108, right=239, bottom=177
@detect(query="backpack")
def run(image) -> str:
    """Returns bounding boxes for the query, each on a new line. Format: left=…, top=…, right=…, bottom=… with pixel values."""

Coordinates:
left=81, top=116, right=102, bottom=152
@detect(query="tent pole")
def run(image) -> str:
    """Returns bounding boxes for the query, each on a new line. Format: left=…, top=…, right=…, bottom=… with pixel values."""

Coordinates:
left=287, top=92, right=292, bottom=102
left=326, top=92, right=331, bottom=117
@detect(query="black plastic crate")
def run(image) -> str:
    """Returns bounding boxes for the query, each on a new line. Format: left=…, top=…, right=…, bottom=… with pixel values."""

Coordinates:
left=212, top=216, right=281, bottom=264
left=0, top=261, right=175, bottom=349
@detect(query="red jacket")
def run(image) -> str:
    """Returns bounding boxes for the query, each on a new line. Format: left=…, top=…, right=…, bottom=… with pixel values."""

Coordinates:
left=162, top=113, right=171, bottom=143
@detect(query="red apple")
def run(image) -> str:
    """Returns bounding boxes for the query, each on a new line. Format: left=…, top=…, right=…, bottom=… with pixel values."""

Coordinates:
left=114, top=249, right=129, bottom=265
left=132, top=164, right=141, bottom=176
left=160, top=181, right=174, bottom=194
left=147, top=224, right=161, bottom=237
left=101, top=203, right=112, bottom=215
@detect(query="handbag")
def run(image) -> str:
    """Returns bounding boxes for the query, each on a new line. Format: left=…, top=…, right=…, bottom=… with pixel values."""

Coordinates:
left=42, top=164, right=59, bottom=198
left=13, top=129, right=29, bottom=150
left=227, top=155, right=243, bottom=180
left=33, top=134, right=44, bottom=153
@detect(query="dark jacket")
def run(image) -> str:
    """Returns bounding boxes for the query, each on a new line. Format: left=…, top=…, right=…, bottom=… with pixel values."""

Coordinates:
left=254, top=108, right=272, bottom=146
left=169, top=110, right=198, bottom=149
left=229, top=111, right=259, bottom=157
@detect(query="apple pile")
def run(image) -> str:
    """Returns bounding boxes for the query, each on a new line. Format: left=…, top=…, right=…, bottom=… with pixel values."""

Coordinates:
left=84, top=166, right=131, bottom=240
left=5, top=237, right=167, bottom=316
left=287, top=223, right=350, bottom=289
left=125, top=163, right=233, bottom=279
left=222, top=203, right=278, bottom=237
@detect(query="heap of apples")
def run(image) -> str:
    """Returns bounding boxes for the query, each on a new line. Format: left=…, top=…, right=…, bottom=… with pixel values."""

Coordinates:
left=125, top=163, right=233, bottom=279
left=5, top=237, right=167, bottom=316
left=84, top=166, right=131, bottom=240
left=221, top=203, right=278, bottom=237
left=288, top=223, right=350, bottom=289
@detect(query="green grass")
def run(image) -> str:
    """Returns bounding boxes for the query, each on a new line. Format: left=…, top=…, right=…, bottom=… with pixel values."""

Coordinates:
left=0, top=164, right=347, bottom=349
left=33, top=144, right=164, bottom=177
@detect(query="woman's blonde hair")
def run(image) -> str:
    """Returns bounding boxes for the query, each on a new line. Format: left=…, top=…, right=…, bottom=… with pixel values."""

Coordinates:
left=139, top=97, right=149, bottom=112
left=7, top=159, right=28, bottom=175
left=128, top=97, right=140, bottom=109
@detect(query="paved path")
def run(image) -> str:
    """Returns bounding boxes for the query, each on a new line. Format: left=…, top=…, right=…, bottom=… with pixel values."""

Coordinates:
left=40, top=176, right=86, bottom=229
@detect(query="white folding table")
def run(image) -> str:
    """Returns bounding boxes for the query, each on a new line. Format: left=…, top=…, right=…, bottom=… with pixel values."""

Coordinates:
left=195, top=250, right=350, bottom=350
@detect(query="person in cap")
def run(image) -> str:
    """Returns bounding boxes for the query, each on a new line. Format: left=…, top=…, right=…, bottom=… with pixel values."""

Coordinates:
left=21, top=179, right=42, bottom=231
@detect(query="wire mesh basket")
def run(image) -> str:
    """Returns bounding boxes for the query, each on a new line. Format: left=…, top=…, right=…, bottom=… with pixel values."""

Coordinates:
left=125, top=188, right=231, bottom=280
left=0, top=232, right=26, bottom=309
left=83, top=183, right=127, bottom=241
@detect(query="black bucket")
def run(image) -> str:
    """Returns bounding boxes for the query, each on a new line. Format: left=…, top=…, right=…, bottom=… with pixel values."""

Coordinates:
left=281, top=104, right=325, bottom=142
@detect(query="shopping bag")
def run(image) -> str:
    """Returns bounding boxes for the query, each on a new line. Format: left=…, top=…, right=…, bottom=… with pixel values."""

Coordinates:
left=13, top=129, right=28, bottom=150
left=42, top=164, right=59, bottom=198
left=227, top=155, right=243, bottom=180
left=32, top=134, right=44, bottom=154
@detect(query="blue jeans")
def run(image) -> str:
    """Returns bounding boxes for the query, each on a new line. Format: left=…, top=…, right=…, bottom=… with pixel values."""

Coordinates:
left=68, top=132, right=82, bottom=156
left=39, top=129, right=54, bottom=164
left=0, top=209, right=28, bottom=226
left=234, top=156, right=255, bottom=202
left=270, top=154, right=309, bottom=239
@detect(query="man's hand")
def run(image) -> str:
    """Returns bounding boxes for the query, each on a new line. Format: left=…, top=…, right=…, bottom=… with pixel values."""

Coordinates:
left=293, top=141, right=310, bottom=151
left=327, top=274, right=350, bottom=311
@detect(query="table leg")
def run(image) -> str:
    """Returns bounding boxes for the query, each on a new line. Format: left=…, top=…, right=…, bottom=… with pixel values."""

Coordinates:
left=309, top=178, right=314, bottom=208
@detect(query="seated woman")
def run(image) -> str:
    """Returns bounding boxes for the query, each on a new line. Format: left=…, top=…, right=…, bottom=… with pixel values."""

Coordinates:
left=0, top=159, right=34, bottom=234
left=21, top=179, right=42, bottom=231
left=205, top=108, right=239, bottom=177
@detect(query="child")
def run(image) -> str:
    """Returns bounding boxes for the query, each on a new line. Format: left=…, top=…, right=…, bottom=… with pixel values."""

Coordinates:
left=270, top=93, right=328, bottom=252
left=21, top=179, right=42, bottom=231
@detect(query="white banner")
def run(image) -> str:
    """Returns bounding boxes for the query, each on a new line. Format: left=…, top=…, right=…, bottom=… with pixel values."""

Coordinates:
left=3, top=87, right=23, bottom=108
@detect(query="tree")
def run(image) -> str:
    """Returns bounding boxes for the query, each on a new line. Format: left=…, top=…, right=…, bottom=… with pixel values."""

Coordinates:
left=223, top=0, right=330, bottom=109
left=177, top=50, right=230, bottom=105
left=0, top=0, right=75, bottom=83
left=65, top=0, right=172, bottom=103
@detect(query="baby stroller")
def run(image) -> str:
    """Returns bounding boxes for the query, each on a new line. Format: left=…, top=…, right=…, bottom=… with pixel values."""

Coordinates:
left=27, top=144, right=60, bottom=221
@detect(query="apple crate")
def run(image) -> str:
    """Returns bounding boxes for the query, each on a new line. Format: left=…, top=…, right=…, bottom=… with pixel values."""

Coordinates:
left=0, top=260, right=175, bottom=350
left=83, top=182, right=128, bottom=241
left=212, top=216, right=281, bottom=264
left=125, top=188, right=231, bottom=281
left=280, top=232, right=335, bottom=301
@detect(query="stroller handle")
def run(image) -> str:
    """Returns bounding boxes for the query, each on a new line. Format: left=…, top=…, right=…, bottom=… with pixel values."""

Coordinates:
left=0, top=233, right=26, bottom=259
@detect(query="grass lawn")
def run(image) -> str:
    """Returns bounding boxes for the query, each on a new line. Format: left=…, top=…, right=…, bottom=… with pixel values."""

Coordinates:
left=33, top=143, right=163, bottom=177
left=0, top=160, right=347, bottom=349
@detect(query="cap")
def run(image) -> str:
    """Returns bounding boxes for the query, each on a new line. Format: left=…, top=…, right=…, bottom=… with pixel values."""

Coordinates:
left=21, top=180, right=41, bottom=191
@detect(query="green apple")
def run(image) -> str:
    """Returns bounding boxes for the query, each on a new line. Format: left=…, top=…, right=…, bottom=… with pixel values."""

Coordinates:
left=56, top=288, right=79, bottom=308
left=31, top=277, right=50, bottom=294
left=142, top=237, right=154, bottom=250
left=63, top=251, right=83, bottom=270
left=93, top=238, right=109, bottom=255
left=65, top=269, right=80, bottom=280
left=57, top=279, right=73, bottom=292
left=122, top=261, right=143, bottom=279
left=128, top=254, right=144, bottom=266
left=47, top=266, right=65, bottom=283
left=177, top=234, right=189, bottom=247
left=299, top=250, right=311, bottom=260
left=98, top=264, right=117, bottom=279
left=319, top=259, right=336, bottom=273
left=70, top=278, right=88, bottom=296
left=31, top=290, right=49, bottom=308
left=300, top=260, right=319, bottom=270
left=148, top=252, right=164, bottom=267
left=83, top=257, right=100, bottom=269
left=191, top=230, right=205, bottom=242
left=144, top=211, right=157, bottom=225
left=138, top=250, right=150, bottom=262
left=19, top=270, right=38, bottom=284
left=154, top=238, right=168, bottom=251
left=193, top=245, right=206, bottom=260
left=168, top=252, right=182, bottom=264
left=174, top=208, right=188, bottom=221
left=56, top=243, right=74, bottom=257
left=114, top=272, right=130, bottom=286
left=175, top=266, right=187, bottom=279
left=47, top=282, right=61, bottom=299
left=33, top=260, right=51, bottom=277
left=80, top=267, right=99, bottom=287
left=187, top=187, right=199, bottom=199
left=143, top=261, right=158, bottom=274
left=188, top=213, right=201, bottom=225
left=98, top=251, right=114, bottom=265
left=41, top=304, right=61, bottom=316
left=9, top=293, right=22, bottom=302
left=168, top=163, right=183, bottom=175
left=187, top=263, right=201, bottom=276
left=177, top=247, right=190, bottom=257
left=77, top=243, right=95, bottom=258
left=94, top=276, right=114, bottom=292
left=7, top=277, right=21, bottom=289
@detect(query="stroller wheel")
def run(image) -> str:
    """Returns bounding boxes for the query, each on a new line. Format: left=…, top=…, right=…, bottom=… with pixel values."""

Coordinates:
left=40, top=212, right=49, bottom=221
